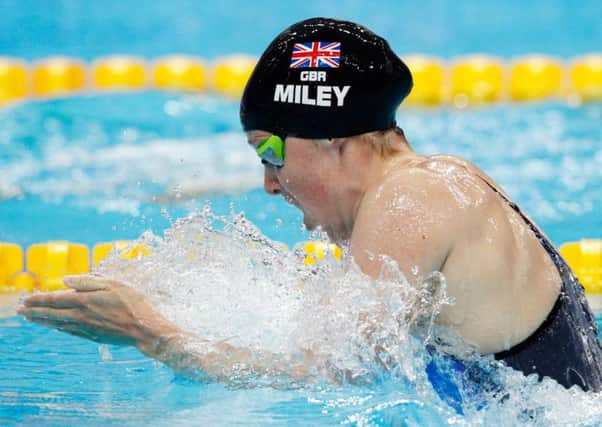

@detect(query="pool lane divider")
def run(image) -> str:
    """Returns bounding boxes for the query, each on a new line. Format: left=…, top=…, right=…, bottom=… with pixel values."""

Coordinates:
left=0, top=240, right=341, bottom=293
left=1, top=54, right=601, bottom=107
left=0, top=240, right=599, bottom=296
left=0, top=55, right=256, bottom=105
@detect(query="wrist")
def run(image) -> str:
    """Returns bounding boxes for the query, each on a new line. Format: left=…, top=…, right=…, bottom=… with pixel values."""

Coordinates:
left=137, top=331, right=180, bottom=358
left=135, top=318, right=182, bottom=358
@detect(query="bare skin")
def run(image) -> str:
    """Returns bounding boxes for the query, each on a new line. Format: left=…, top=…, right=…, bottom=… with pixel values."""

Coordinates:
left=19, top=275, right=321, bottom=383
left=251, top=129, right=560, bottom=354
left=19, top=128, right=561, bottom=381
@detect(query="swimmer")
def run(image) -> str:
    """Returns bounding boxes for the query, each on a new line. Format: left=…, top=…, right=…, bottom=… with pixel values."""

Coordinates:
left=19, top=18, right=602, bottom=392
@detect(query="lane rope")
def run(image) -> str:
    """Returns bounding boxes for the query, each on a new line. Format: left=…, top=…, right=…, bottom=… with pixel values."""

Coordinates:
left=0, top=240, right=599, bottom=294
left=1, top=54, right=601, bottom=107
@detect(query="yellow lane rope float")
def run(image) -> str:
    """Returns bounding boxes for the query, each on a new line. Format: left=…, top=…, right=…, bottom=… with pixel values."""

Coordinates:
left=0, top=240, right=342, bottom=293
left=1, top=53, right=601, bottom=107
left=451, top=55, right=504, bottom=106
left=1, top=239, right=600, bottom=295
left=0, top=58, right=27, bottom=104
left=510, top=55, right=564, bottom=102
left=92, top=241, right=151, bottom=265
left=570, top=54, right=602, bottom=102
left=403, top=55, right=445, bottom=106
left=93, top=55, right=147, bottom=90
left=153, top=55, right=208, bottom=91
left=0, top=243, right=33, bottom=293
left=302, top=241, right=343, bottom=266
left=211, top=54, right=256, bottom=98
left=32, top=57, right=86, bottom=97
left=560, top=240, right=602, bottom=295
left=26, top=242, right=89, bottom=291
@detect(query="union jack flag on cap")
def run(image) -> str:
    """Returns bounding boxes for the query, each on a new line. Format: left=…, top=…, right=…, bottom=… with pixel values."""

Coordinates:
left=290, top=41, right=341, bottom=68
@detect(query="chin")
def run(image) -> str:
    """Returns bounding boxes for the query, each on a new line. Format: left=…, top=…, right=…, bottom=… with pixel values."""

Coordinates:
left=326, top=229, right=346, bottom=244
left=303, top=216, right=342, bottom=241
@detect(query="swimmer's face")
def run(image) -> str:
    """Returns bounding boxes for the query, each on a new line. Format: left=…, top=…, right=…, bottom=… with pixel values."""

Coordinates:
left=247, top=130, right=346, bottom=239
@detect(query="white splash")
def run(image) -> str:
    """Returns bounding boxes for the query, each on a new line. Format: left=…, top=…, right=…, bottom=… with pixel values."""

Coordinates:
left=95, top=208, right=450, bottom=378
left=94, top=208, right=602, bottom=424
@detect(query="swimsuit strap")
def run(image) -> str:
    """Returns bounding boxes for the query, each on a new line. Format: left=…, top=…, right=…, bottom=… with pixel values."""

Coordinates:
left=479, top=177, right=597, bottom=327
left=478, top=177, right=602, bottom=391
left=479, top=179, right=569, bottom=273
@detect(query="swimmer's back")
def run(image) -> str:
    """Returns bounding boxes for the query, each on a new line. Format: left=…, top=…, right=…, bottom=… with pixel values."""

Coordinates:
left=426, top=155, right=562, bottom=354
left=374, top=154, right=602, bottom=390
left=353, top=153, right=561, bottom=354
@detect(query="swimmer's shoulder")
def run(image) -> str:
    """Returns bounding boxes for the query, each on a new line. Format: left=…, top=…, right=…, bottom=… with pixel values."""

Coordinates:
left=364, top=153, right=507, bottom=241
left=352, top=156, right=466, bottom=278
left=369, top=155, right=459, bottom=210
left=377, top=154, right=495, bottom=206
left=418, top=154, right=513, bottom=200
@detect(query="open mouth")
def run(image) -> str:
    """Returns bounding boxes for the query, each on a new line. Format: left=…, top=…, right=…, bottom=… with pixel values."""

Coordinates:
left=303, top=215, right=316, bottom=230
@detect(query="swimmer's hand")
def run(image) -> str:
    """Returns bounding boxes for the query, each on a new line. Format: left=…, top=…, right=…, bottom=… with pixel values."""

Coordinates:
left=18, top=274, right=331, bottom=385
left=18, top=274, right=180, bottom=348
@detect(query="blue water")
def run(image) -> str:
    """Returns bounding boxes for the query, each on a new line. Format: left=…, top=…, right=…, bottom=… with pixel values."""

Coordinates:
left=2, top=1, right=602, bottom=426
left=2, top=93, right=600, bottom=248
left=0, top=316, right=449, bottom=426
left=2, top=0, right=602, bottom=59
left=2, top=92, right=601, bottom=427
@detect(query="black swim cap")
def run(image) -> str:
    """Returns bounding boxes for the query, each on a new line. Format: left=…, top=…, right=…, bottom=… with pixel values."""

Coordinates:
left=240, top=17, right=413, bottom=139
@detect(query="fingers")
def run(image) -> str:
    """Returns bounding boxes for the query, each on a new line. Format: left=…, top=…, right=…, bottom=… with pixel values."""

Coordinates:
left=19, top=306, right=93, bottom=339
left=21, top=290, right=83, bottom=309
left=32, top=318, right=101, bottom=342
left=20, top=306, right=133, bottom=346
left=22, top=310, right=107, bottom=343
left=63, top=274, right=114, bottom=292
left=19, top=306, right=83, bottom=322
left=18, top=275, right=114, bottom=312
left=20, top=306, right=103, bottom=336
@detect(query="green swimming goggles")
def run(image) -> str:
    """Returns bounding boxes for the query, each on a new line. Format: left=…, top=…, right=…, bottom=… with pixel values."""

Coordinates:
left=255, top=134, right=285, bottom=168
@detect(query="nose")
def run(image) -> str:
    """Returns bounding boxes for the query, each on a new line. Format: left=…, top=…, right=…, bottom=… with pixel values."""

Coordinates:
left=263, top=167, right=282, bottom=195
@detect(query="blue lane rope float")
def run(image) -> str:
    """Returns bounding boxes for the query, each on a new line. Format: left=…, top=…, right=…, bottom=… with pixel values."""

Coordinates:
left=1, top=54, right=601, bottom=107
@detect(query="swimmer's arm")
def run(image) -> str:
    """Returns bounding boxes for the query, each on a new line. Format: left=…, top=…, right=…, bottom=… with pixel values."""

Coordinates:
left=19, top=274, right=328, bottom=385
left=137, top=330, right=324, bottom=384
left=349, top=169, right=457, bottom=284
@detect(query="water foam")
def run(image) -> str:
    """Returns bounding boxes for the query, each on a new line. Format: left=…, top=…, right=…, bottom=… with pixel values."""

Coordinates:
left=1, top=131, right=263, bottom=212
left=94, top=208, right=602, bottom=424
left=95, top=208, right=450, bottom=377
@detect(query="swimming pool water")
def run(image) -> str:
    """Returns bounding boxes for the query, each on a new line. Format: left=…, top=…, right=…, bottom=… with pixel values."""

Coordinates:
left=2, top=0, right=602, bottom=59
left=2, top=93, right=600, bottom=247
left=2, top=92, right=602, bottom=426
left=2, top=0, right=602, bottom=425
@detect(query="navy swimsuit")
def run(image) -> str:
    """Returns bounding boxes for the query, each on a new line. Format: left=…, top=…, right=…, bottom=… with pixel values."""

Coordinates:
left=484, top=181, right=602, bottom=392
left=426, top=181, right=602, bottom=413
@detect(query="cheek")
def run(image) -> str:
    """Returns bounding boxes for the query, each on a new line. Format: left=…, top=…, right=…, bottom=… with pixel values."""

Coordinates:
left=296, top=175, right=331, bottom=207
left=281, top=145, right=332, bottom=204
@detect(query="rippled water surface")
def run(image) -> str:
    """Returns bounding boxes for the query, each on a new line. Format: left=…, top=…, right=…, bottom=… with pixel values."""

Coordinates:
left=2, top=94, right=601, bottom=246
left=2, top=0, right=602, bottom=425
left=1, top=92, right=602, bottom=425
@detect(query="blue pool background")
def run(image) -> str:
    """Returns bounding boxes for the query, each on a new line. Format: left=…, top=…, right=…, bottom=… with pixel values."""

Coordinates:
left=2, top=94, right=600, bottom=249
left=2, top=1, right=602, bottom=425
left=2, top=0, right=602, bottom=59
